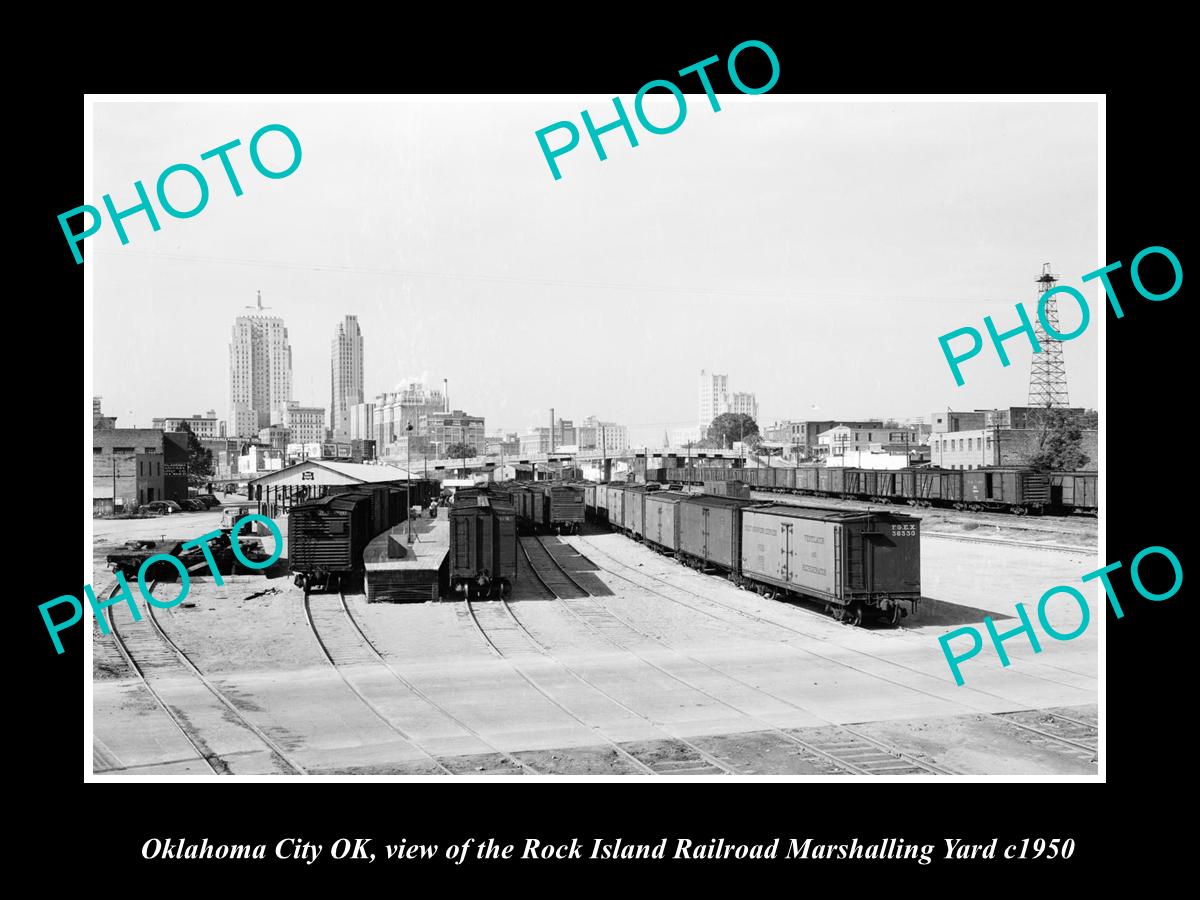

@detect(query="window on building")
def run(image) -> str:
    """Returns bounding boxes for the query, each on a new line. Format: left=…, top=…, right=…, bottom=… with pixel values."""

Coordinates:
left=113, top=446, right=135, bottom=453
left=93, top=447, right=101, bottom=455
left=968, top=438, right=974, bottom=450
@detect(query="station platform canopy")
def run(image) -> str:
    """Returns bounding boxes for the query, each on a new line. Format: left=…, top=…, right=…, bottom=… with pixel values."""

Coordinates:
left=248, top=459, right=422, bottom=490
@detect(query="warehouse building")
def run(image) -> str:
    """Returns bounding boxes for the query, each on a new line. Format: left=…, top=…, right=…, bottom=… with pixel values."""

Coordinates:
left=93, top=428, right=190, bottom=508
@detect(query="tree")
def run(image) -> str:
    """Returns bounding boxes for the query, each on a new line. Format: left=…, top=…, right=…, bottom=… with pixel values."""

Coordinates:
left=1026, top=409, right=1090, bottom=471
left=446, top=442, right=477, bottom=460
left=706, top=413, right=759, bottom=449
left=178, top=422, right=213, bottom=484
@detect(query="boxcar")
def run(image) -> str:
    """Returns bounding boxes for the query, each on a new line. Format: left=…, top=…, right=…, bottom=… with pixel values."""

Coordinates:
left=796, top=467, right=820, bottom=493
left=963, top=468, right=1050, bottom=514
left=901, top=467, right=965, bottom=507
left=739, top=503, right=921, bottom=625
left=702, top=480, right=751, bottom=500
left=288, top=490, right=376, bottom=594
left=678, top=495, right=753, bottom=574
left=530, top=483, right=586, bottom=533
left=622, top=484, right=658, bottom=540
left=580, top=483, right=598, bottom=519
left=1048, top=471, right=1098, bottom=514
left=841, top=468, right=865, bottom=497
left=449, top=494, right=517, bottom=597
left=643, top=490, right=688, bottom=553
left=604, top=483, right=627, bottom=531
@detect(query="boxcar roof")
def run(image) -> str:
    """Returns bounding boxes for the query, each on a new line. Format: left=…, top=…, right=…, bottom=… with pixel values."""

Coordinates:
left=645, top=490, right=689, bottom=503
left=744, top=503, right=877, bottom=522
left=680, top=495, right=754, bottom=509
left=290, top=490, right=373, bottom=512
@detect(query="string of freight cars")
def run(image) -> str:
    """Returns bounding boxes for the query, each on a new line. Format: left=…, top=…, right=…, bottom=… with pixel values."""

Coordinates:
left=937, top=245, right=1183, bottom=387
left=41, top=514, right=282, bottom=654
left=938, top=543, right=1183, bottom=685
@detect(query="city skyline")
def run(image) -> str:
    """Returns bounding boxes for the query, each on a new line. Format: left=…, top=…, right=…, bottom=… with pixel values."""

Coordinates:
left=93, top=101, right=1100, bottom=445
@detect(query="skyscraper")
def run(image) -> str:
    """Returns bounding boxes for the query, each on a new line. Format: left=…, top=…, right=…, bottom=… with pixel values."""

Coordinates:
left=699, top=369, right=728, bottom=436
left=331, top=315, right=364, bottom=440
left=229, top=293, right=293, bottom=438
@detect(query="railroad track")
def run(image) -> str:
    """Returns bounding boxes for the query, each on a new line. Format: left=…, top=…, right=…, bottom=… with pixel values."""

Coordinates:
left=303, top=592, right=538, bottom=775
left=572, top=535, right=1098, bottom=763
left=519, top=537, right=955, bottom=777
left=461, top=593, right=665, bottom=776
left=922, top=532, right=1096, bottom=554
left=106, top=581, right=307, bottom=775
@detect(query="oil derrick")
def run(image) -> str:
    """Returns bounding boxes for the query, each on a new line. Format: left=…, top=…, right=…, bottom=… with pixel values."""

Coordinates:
left=1028, top=263, right=1070, bottom=410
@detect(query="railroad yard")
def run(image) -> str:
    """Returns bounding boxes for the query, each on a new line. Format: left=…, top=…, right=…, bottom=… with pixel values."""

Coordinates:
left=90, top=491, right=1098, bottom=777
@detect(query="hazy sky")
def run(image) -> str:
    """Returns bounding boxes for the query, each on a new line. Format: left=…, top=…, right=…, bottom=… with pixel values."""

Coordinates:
left=91, top=99, right=1099, bottom=445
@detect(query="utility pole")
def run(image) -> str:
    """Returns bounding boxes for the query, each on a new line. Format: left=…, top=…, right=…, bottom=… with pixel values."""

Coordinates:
left=993, top=408, right=1001, bottom=466
left=405, top=422, right=414, bottom=544
left=112, top=456, right=117, bottom=508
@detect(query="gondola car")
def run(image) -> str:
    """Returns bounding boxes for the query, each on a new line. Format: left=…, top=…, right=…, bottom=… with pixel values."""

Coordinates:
left=448, top=492, right=517, bottom=598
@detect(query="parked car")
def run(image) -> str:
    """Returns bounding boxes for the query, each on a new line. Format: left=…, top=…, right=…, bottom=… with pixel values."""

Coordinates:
left=178, top=499, right=204, bottom=512
left=195, top=494, right=222, bottom=509
left=145, top=500, right=182, bottom=515
left=220, top=505, right=250, bottom=530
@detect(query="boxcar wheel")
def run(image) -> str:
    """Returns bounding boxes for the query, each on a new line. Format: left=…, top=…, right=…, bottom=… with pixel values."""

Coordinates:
left=845, top=604, right=863, bottom=627
left=887, top=604, right=903, bottom=627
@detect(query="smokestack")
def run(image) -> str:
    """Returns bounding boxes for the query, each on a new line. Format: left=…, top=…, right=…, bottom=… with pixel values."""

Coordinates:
left=443, top=378, right=448, bottom=413
left=550, top=407, right=555, bottom=455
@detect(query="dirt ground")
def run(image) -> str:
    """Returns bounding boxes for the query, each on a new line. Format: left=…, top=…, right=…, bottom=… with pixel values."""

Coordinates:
left=91, top=510, right=1099, bottom=777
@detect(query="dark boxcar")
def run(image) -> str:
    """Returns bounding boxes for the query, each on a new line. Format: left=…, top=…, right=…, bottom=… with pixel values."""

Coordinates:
left=678, top=495, right=753, bottom=573
left=703, top=480, right=751, bottom=500
left=739, top=503, right=921, bottom=625
left=449, top=495, right=517, bottom=597
left=532, top=483, right=585, bottom=533
left=643, top=490, right=688, bottom=552
left=902, top=467, right=964, bottom=506
left=963, top=468, right=1050, bottom=513
left=1048, top=471, right=1098, bottom=513
left=288, top=490, right=375, bottom=593
left=842, top=468, right=864, bottom=497
left=796, top=467, right=818, bottom=493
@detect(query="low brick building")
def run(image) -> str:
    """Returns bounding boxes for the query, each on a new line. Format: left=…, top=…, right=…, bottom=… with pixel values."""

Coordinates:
left=92, top=428, right=190, bottom=507
left=931, top=427, right=1098, bottom=470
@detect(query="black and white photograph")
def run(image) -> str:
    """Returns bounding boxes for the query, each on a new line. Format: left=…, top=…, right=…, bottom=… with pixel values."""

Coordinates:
left=84, top=94, right=1101, bottom=779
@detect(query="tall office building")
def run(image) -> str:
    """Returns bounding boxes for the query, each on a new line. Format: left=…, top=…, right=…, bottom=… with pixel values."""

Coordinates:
left=698, top=370, right=728, bottom=435
left=229, top=293, right=292, bottom=437
left=698, top=370, right=758, bottom=438
left=330, top=315, right=364, bottom=440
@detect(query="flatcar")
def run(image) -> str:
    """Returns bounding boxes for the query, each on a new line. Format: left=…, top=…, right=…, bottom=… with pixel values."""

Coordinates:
left=448, top=491, right=517, bottom=598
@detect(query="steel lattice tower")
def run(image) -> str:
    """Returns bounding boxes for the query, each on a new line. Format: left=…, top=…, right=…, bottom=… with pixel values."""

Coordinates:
left=1028, top=263, right=1070, bottom=409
